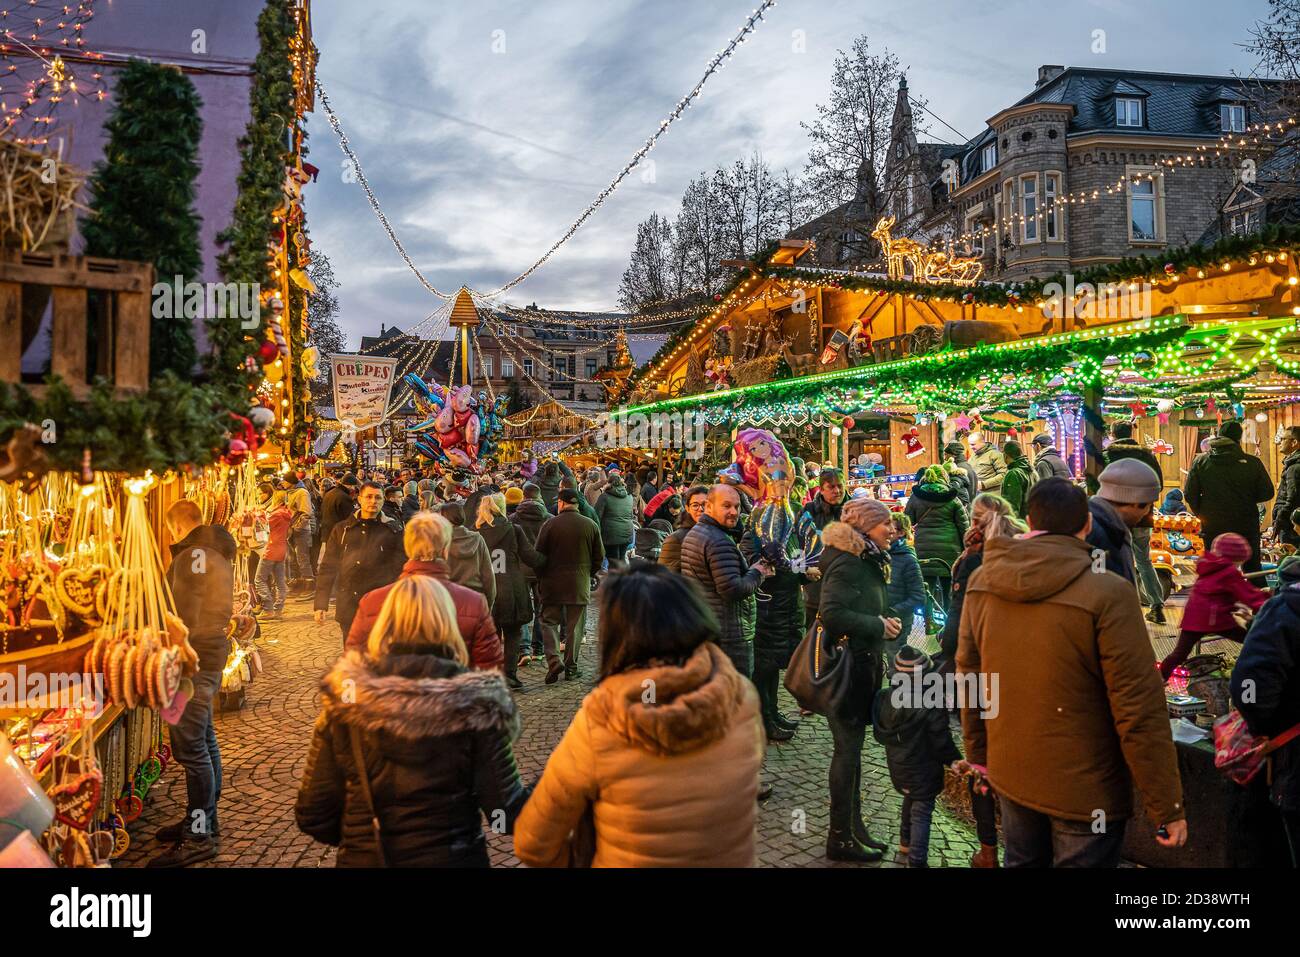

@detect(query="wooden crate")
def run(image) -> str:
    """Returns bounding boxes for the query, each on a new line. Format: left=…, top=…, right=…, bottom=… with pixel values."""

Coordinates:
left=0, top=249, right=153, bottom=396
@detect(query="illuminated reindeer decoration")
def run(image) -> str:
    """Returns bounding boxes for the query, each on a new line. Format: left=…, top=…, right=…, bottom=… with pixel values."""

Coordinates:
left=872, top=216, right=984, bottom=286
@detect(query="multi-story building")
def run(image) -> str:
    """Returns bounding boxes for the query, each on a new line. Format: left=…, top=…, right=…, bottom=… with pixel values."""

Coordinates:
left=926, top=65, right=1285, bottom=280
left=792, top=66, right=1286, bottom=281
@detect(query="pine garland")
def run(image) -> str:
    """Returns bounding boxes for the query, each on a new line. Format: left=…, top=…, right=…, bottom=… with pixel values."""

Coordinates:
left=80, top=60, right=203, bottom=378
left=0, top=375, right=230, bottom=474
left=213, top=0, right=296, bottom=408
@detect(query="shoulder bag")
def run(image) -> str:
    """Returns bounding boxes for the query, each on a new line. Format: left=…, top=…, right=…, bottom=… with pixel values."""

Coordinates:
left=348, top=726, right=388, bottom=867
left=784, top=614, right=854, bottom=717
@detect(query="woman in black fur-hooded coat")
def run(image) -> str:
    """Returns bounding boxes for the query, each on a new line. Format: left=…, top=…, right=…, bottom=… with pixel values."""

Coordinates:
left=296, top=576, right=529, bottom=867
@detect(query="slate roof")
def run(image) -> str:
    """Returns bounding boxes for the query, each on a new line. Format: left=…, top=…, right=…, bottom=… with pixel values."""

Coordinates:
left=956, top=67, right=1285, bottom=185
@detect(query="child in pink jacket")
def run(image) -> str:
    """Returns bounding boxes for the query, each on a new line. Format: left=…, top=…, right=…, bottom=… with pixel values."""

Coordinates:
left=1159, top=533, right=1270, bottom=680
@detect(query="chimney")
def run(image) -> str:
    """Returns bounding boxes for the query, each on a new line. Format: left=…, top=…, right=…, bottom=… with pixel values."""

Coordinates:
left=1036, top=65, right=1065, bottom=88
left=380, top=322, right=386, bottom=335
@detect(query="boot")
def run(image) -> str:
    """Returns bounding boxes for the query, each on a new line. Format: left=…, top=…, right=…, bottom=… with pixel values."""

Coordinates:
left=147, top=834, right=219, bottom=868
left=772, top=709, right=800, bottom=732
left=1146, top=606, right=1167, bottom=625
left=156, top=812, right=219, bottom=843
left=851, top=768, right=887, bottom=852
left=970, top=843, right=1000, bottom=868
left=826, top=828, right=882, bottom=862
left=764, top=719, right=794, bottom=743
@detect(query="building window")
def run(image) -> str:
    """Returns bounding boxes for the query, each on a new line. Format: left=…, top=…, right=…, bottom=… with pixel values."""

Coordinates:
left=585, top=358, right=597, bottom=378
left=1116, top=97, right=1143, bottom=127
left=1221, top=104, right=1246, bottom=133
left=1230, top=209, right=1261, bottom=235
left=522, top=358, right=533, bottom=377
left=553, top=356, right=567, bottom=378
left=1001, top=180, right=1015, bottom=248
left=1126, top=167, right=1163, bottom=243
left=1021, top=175, right=1038, bottom=242
left=1045, top=172, right=1060, bottom=241
left=481, top=355, right=493, bottom=377
left=981, top=142, right=997, bottom=173
left=502, top=357, right=514, bottom=378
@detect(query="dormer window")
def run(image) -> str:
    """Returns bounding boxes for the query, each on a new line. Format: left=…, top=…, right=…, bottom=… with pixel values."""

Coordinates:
left=1220, top=103, right=1246, bottom=132
left=1116, top=97, right=1143, bottom=127
left=981, top=141, right=997, bottom=172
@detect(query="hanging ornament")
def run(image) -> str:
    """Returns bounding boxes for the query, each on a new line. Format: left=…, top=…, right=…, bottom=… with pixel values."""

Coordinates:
left=901, top=426, right=926, bottom=460
left=1233, top=402, right=1246, bottom=419
left=1206, top=397, right=1217, bottom=414
left=842, top=416, right=855, bottom=430
left=1164, top=263, right=1176, bottom=276
left=1255, top=411, right=1269, bottom=423
left=1156, top=398, right=1175, bottom=414
left=267, top=297, right=288, bottom=357
left=258, top=340, right=279, bottom=364
left=1129, top=401, right=1146, bottom=418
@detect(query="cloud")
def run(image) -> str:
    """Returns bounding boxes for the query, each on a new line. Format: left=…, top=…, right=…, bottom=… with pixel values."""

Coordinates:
left=307, top=0, right=1265, bottom=346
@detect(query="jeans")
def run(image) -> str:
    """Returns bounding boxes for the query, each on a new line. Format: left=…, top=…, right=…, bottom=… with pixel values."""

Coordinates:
left=169, top=668, right=222, bottom=839
left=541, top=603, right=585, bottom=669
left=606, top=542, right=629, bottom=570
left=826, top=713, right=867, bottom=834
left=502, top=625, right=522, bottom=679
left=255, top=558, right=288, bottom=610
left=999, top=797, right=1127, bottom=867
left=527, top=582, right=544, bottom=654
left=1131, top=526, right=1164, bottom=610
left=288, top=527, right=313, bottom=582
left=900, top=796, right=936, bottom=867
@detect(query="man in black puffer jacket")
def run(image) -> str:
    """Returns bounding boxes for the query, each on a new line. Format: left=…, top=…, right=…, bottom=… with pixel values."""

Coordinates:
left=680, top=485, right=772, bottom=676
left=296, top=643, right=529, bottom=866
left=1230, top=583, right=1300, bottom=867
left=150, top=500, right=236, bottom=867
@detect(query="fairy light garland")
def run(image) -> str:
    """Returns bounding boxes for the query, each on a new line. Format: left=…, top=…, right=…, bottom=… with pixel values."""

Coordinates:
left=316, top=2, right=777, bottom=307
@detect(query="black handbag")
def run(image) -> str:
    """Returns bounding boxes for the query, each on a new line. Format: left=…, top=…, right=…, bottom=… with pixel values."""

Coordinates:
left=784, top=615, right=855, bottom=717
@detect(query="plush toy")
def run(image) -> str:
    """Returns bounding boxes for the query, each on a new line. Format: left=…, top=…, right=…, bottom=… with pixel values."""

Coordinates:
left=902, top=427, right=926, bottom=459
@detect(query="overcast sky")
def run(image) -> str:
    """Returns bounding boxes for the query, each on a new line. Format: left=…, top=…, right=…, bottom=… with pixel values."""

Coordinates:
left=306, top=0, right=1273, bottom=348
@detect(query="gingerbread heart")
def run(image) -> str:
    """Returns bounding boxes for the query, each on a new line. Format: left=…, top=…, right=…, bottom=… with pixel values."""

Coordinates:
left=156, top=646, right=182, bottom=708
left=50, top=769, right=103, bottom=830
left=55, top=565, right=108, bottom=620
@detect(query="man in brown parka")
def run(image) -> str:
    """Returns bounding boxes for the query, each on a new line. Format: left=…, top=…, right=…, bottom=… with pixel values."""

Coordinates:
left=957, top=478, right=1186, bottom=867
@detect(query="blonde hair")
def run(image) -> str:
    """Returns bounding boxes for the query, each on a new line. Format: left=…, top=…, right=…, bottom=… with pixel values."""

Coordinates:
left=403, top=510, right=452, bottom=562
left=970, top=492, right=1027, bottom=541
left=476, top=492, right=506, bottom=529
left=366, top=576, right=467, bottom=664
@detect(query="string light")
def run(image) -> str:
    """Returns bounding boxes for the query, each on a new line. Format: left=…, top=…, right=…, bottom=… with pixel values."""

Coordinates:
left=316, top=1, right=778, bottom=304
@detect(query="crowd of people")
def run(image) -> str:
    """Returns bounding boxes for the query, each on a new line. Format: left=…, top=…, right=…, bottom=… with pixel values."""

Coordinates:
left=148, top=422, right=1300, bottom=869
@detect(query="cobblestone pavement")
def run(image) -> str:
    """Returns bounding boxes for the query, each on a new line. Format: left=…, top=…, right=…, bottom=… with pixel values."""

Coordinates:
left=120, top=592, right=984, bottom=868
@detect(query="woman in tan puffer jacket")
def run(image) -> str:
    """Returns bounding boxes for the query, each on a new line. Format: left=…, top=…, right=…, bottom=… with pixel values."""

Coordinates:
left=514, top=564, right=764, bottom=867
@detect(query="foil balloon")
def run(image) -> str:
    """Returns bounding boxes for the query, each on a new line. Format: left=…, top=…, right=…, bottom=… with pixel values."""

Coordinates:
left=733, top=428, right=795, bottom=560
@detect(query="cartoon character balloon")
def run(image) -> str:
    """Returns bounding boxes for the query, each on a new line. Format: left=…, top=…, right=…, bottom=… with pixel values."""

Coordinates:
left=403, top=373, right=504, bottom=474
left=733, top=428, right=796, bottom=561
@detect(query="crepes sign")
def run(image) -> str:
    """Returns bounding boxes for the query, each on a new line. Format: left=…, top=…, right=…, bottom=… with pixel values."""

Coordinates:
left=330, top=355, right=399, bottom=431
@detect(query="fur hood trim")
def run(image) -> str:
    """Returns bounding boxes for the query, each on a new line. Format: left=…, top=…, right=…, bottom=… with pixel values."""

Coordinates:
left=585, top=643, right=747, bottom=757
left=321, top=651, right=519, bottom=741
left=821, top=520, right=867, bottom=554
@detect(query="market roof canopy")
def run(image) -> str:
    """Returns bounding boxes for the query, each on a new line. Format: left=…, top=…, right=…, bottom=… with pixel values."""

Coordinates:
left=623, top=314, right=1300, bottom=426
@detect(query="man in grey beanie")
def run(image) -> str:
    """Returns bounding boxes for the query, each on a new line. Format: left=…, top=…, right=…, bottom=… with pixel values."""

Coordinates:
left=1086, top=458, right=1162, bottom=590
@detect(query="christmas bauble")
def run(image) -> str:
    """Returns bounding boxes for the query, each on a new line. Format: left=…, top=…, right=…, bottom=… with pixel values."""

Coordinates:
left=258, top=340, right=279, bottom=364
